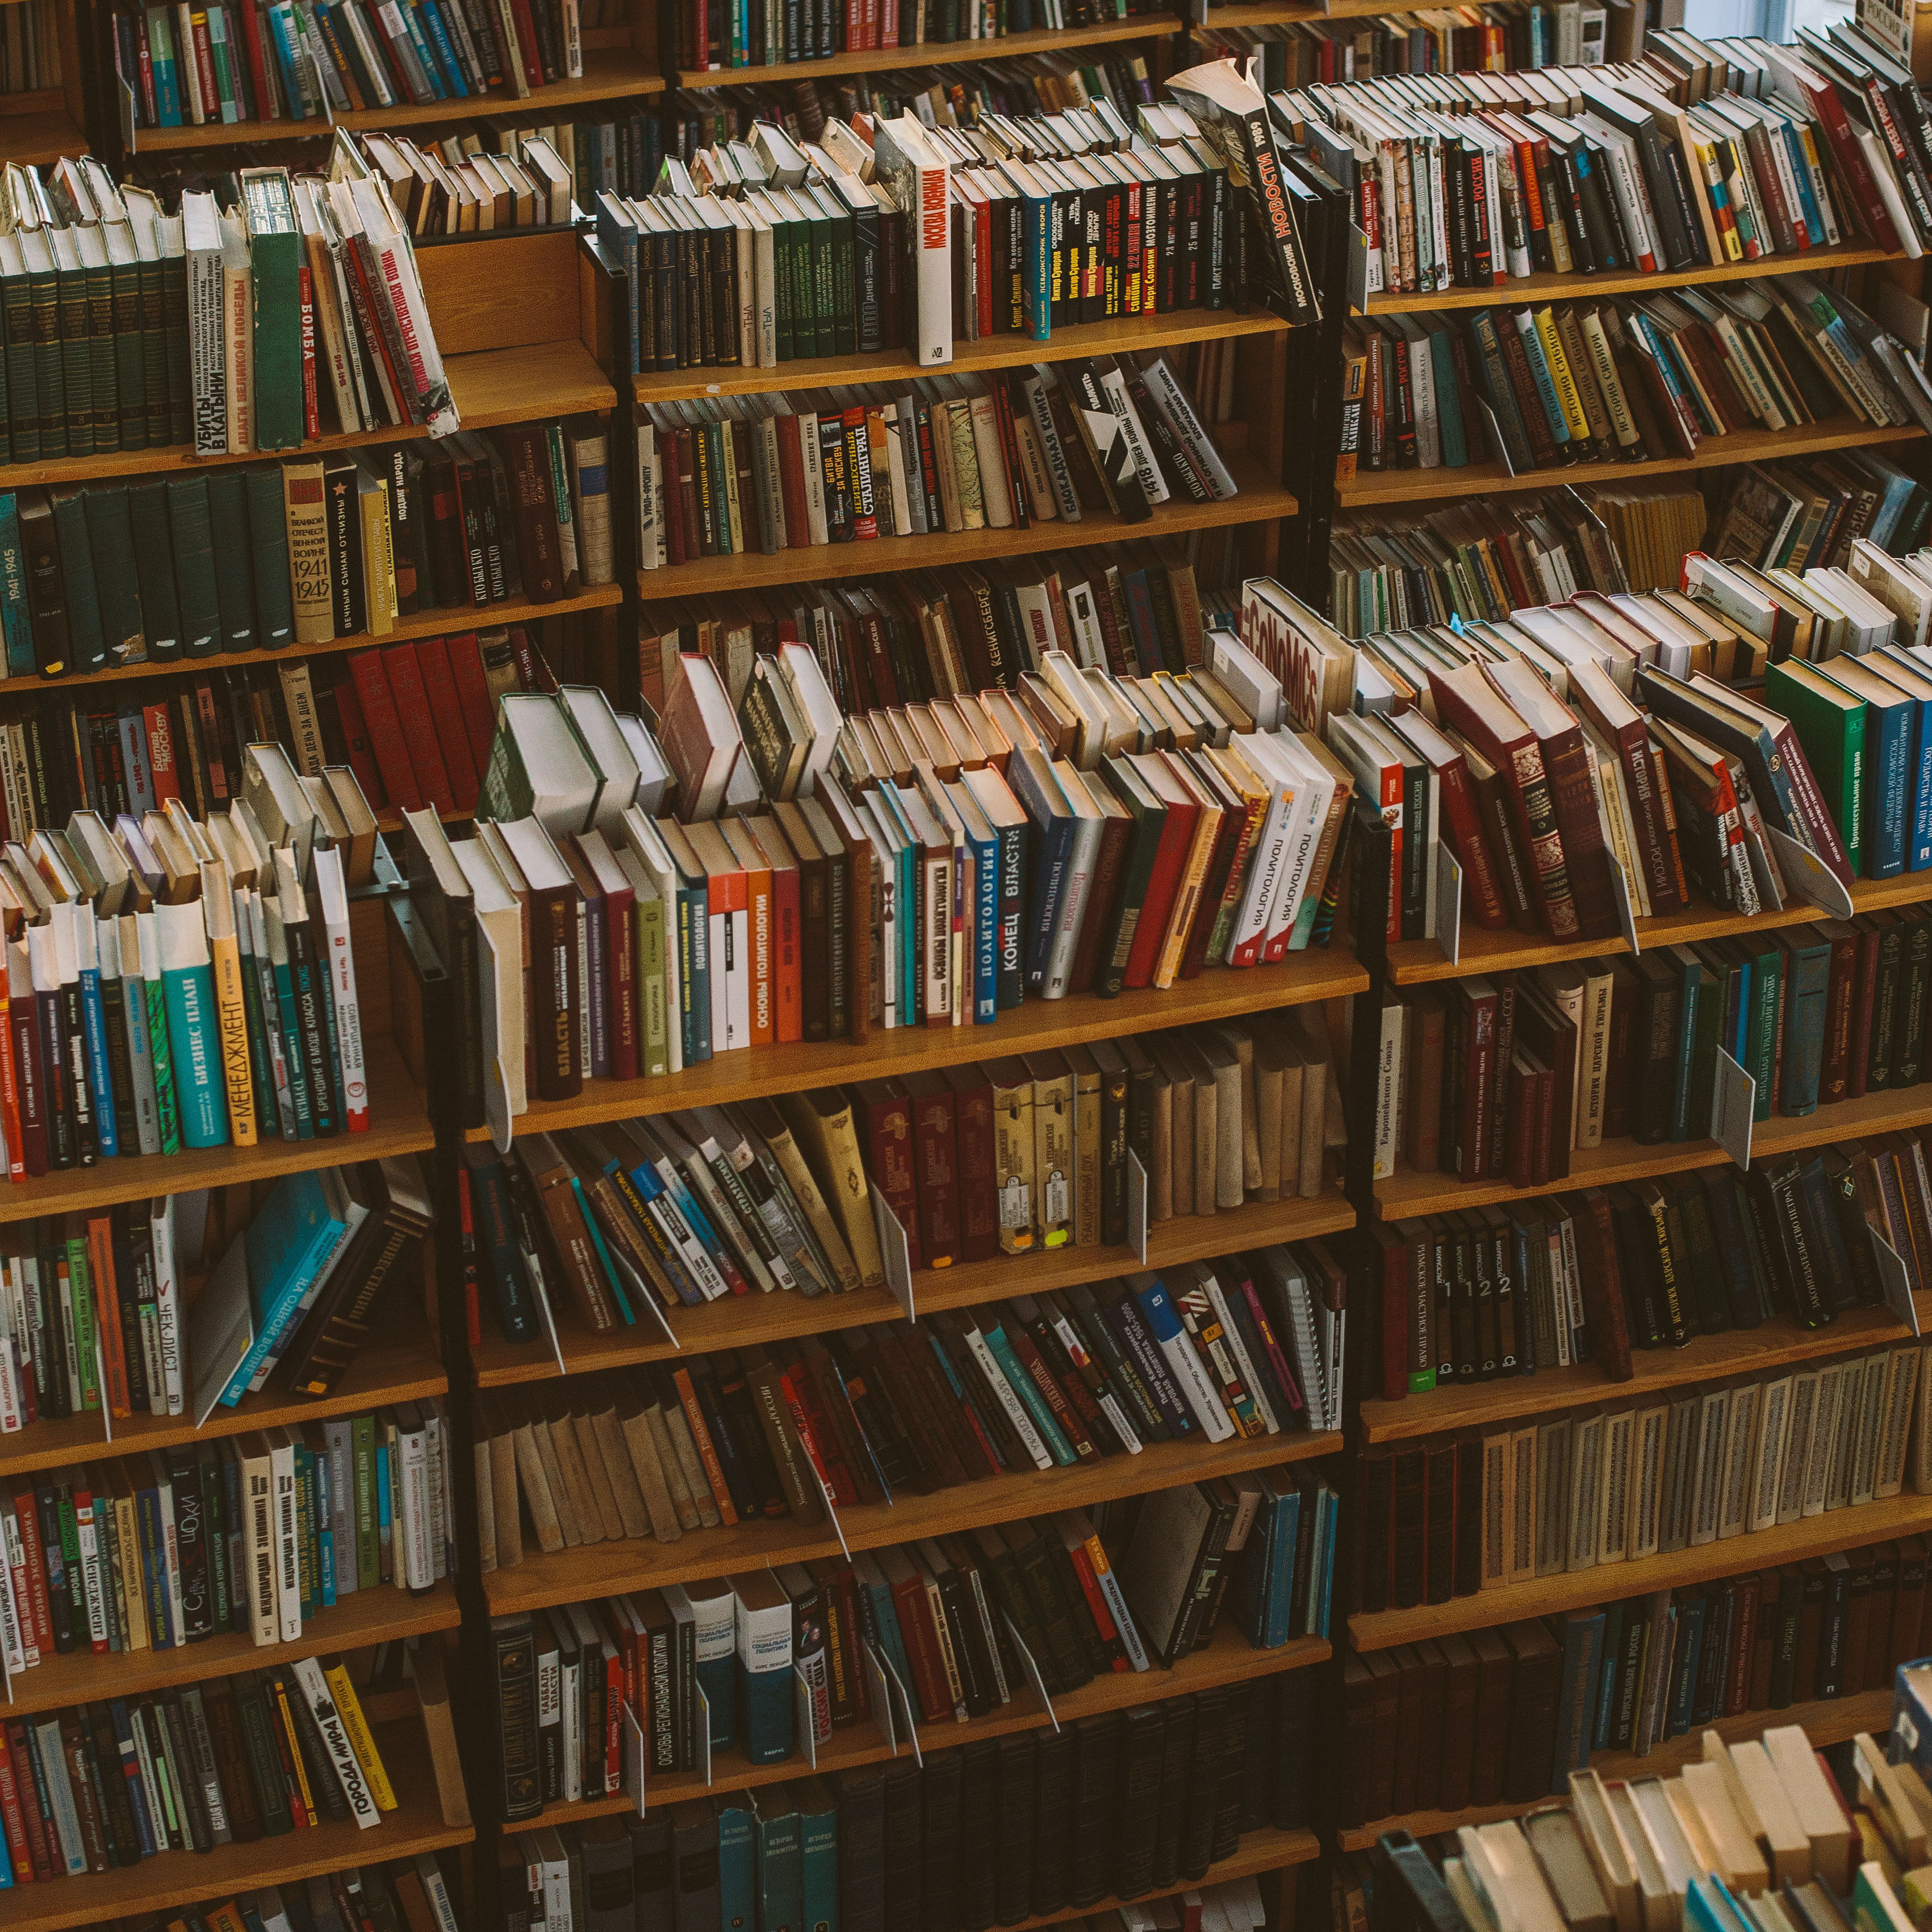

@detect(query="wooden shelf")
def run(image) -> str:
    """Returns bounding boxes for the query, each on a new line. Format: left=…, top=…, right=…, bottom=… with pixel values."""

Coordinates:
left=634, top=308, right=1288, bottom=405
left=1349, top=1490, right=1932, bottom=1652
left=0, top=1036, right=433, bottom=1230
left=1358, top=1294, right=1932, bottom=1446
left=0, top=1302, right=447, bottom=1480
left=465, top=950, right=1368, bottom=1145
left=0, top=341, right=617, bottom=490
left=1337, top=419, right=1926, bottom=509
left=482, top=1424, right=1342, bottom=1615
left=128, top=49, right=665, bottom=151
left=1333, top=1686, right=1892, bottom=1851
left=673, top=15, right=1173, bottom=85
left=470, top=1189, right=1357, bottom=1388
left=1198, top=0, right=1435, bottom=20
left=1365, top=244, right=1904, bottom=316
left=526, top=1626, right=1331, bottom=1823
left=1008, top=1828, right=1322, bottom=1931
left=1385, top=873, right=1932, bottom=986
left=0, top=107, right=86, bottom=167
left=0, top=1716, right=470, bottom=1932
left=1373, top=1083, right=1932, bottom=1221
left=0, top=585, right=624, bottom=701
left=0, top=1583, right=459, bottom=1721
left=637, top=457, right=1293, bottom=597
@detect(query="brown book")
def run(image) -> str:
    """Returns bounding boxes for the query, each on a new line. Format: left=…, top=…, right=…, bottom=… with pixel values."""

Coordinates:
left=852, top=1078, right=922, bottom=1271
left=539, top=1387, right=605, bottom=1546
left=522, top=1392, right=583, bottom=1548
left=1864, top=1543, right=1898, bottom=1693
left=200, top=1681, right=262, bottom=1843
left=516, top=1132, right=620, bottom=1334
left=567, top=1386, right=629, bottom=1544
left=944, top=1063, right=1001, bottom=1264
left=1895, top=1537, right=1930, bottom=1672
left=1751, top=1567, right=1781, bottom=1712
left=1341, top=1655, right=1379, bottom=1830
left=1405, top=989, right=1447, bottom=1173
left=1362, top=1650, right=1402, bottom=1825
left=1560, top=1188, right=1634, bottom=1382
left=1500, top=1619, right=1563, bottom=1803
left=1387, top=1644, right=1424, bottom=1819
left=869, top=1323, right=973, bottom=1488
left=738, top=1345, right=827, bottom=1524
left=788, top=1338, right=884, bottom=1508
left=801, top=781, right=876, bottom=1047
left=494, top=425, right=566, bottom=601
left=903, top=1070, right=962, bottom=1269
left=1148, top=1034, right=1195, bottom=1218
left=613, top=1377, right=685, bottom=1543
left=411, top=1638, right=474, bottom=1827
left=1435, top=1632, right=1481, bottom=1812
left=1467, top=1626, right=1516, bottom=1806
left=1792, top=1557, right=1828, bottom=1697
left=58, top=1711, right=110, bottom=1871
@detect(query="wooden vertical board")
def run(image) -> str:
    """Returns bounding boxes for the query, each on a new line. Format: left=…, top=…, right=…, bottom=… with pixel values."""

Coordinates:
left=415, top=231, right=583, bottom=356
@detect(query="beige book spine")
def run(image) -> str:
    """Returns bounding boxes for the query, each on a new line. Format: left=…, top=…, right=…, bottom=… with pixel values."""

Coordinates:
left=473, top=1439, right=496, bottom=1574
left=642, top=1401, right=701, bottom=1532
left=509, top=1413, right=565, bottom=1554
left=590, top=1405, right=651, bottom=1541
left=568, top=1407, right=628, bottom=1543
left=618, top=1404, right=683, bottom=1544
left=487, top=1404, right=522, bottom=1567
left=1070, top=1056, right=1101, bottom=1249
left=542, top=1396, right=605, bottom=1545
left=1210, top=1055, right=1243, bottom=1211
left=526, top=1408, right=584, bottom=1548
left=767, top=1123, right=861, bottom=1293
left=200, top=873, right=257, bottom=1147
left=660, top=1402, right=720, bottom=1528
left=780, top=1095, right=886, bottom=1287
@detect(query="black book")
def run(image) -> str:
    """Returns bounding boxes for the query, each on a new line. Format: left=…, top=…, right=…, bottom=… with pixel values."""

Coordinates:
left=1112, top=1704, right=1165, bottom=1900
left=1031, top=1725, right=1077, bottom=1917
left=831, top=1770, right=884, bottom=1932
left=993, top=1736, right=1036, bottom=1924
left=1389, top=1446, right=1427, bottom=1611
left=168, top=1443, right=214, bottom=1642
left=956, top=1739, right=1001, bottom=1927
left=917, top=1743, right=963, bottom=1929
left=1149, top=1693, right=1193, bottom=1889
left=1068, top=1709, right=1120, bottom=1906
left=491, top=1612, right=543, bottom=1821
left=1177, top=1690, right=1223, bottom=1883
left=880, top=1759, right=922, bottom=1932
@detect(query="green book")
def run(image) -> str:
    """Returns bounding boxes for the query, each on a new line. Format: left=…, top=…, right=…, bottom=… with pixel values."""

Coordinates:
left=0, top=233, right=35, bottom=464
left=810, top=184, right=855, bottom=356
left=0, top=494, right=32, bottom=679
left=127, top=482, right=182, bottom=661
left=352, top=1413, right=379, bottom=1590
left=76, top=225, right=118, bottom=455
left=1730, top=933, right=1784, bottom=1124
left=1687, top=942, right=1733, bottom=1140
left=102, top=219, right=148, bottom=451
left=83, top=487, right=146, bottom=665
left=801, top=191, right=835, bottom=359
left=49, top=491, right=106, bottom=675
left=18, top=227, right=65, bottom=459
left=205, top=470, right=257, bottom=652
left=156, top=211, right=191, bottom=446
left=145, top=965, right=182, bottom=1156
left=47, top=227, right=93, bottom=460
left=164, top=477, right=221, bottom=657
left=241, top=170, right=303, bottom=451
left=242, top=465, right=294, bottom=647
left=66, top=1230, right=99, bottom=1412
left=1765, top=656, right=1866, bottom=879
left=231, top=1674, right=294, bottom=1835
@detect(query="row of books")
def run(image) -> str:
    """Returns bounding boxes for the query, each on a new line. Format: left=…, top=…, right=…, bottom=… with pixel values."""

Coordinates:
left=1369, top=1725, right=1884, bottom=1932
left=1273, top=26, right=1932, bottom=298
left=353, top=128, right=573, bottom=236
left=0, top=156, right=455, bottom=467
left=493, top=1477, right=1322, bottom=1807
left=119, top=1855, right=462, bottom=1932
left=1345, top=272, right=1931, bottom=486
left=1377, top=910, right=1932, bottom=1197
left=1368, top=1132, right=1932, bottom=1398
left=0, top=1656, right=401, bottom=1884
left=0, top=1406, right=446, bottom=1693
left=0, top=1, right=57, bottom=95
left=112, top=0, right=589, bottom=131
left=503, top=1671, right=1312, bottom=1932
left=1356, top=1335, right=1932, bottom=1616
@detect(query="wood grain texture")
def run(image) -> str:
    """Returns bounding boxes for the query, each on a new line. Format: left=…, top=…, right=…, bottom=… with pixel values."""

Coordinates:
left=0, top=106, right=83, bottom=164
left=416, top=230, right=584, bottom=356
left=482, top=1427, right=1343, bottom=1613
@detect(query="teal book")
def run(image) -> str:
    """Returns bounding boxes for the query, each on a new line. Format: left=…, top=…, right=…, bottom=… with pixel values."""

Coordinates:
left=165, top=478, right=220, bottom=656
left=243, top=467, right=295, bottom=647
left=1778, top=934, right=1832, bottom=1117
left=978, top=1315, right=1076, bottom=1464
left=718, top=1796, right=756, bottom=1932
left=157, top=901, right=226, bottom=1149
left=797, top=1779, right=838, bottom=1932
left=752, top=1791, right=803, bottom=1932
left=226, top=1167, right=348, bottom=1406
left=204, top=471, right=257, bottom=653
left=735, top=1575, right=794, bottom=1765
left=1510, top=307, right=1572, bottom=448
left=1016, top=171, right=1052, bottom=341
left=1427, top=326, right=1469, bottom=468
left=127, top=481, right=182, bottom=660
left=0, top=494, right=32, bottom=676
left=241, top=170, right=304, bottom=451
left=1667, top=945, right=1701, bottom=1143
left=49, top=490, right=105, bottom=675
left=1736, top=936, right=1783, bottom=1123
left=855, top=1557, right=913, bottom=1692
left=1550, top=1607, right=1606, bottom=1783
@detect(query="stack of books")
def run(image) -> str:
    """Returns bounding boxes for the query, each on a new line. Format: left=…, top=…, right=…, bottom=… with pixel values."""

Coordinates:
left=122, top=1858, right=463, bottom=1932
left=499, top=1666, right=1312, bottom=1926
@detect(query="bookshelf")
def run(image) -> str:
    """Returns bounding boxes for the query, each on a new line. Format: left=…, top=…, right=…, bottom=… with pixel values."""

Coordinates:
left=0, top=0, right=83, bottom=166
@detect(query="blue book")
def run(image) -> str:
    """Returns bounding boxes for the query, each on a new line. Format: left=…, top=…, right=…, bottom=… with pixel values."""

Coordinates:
left=1669, top=1592, right=1707, bottom=1735
left=1874, top=649, right=1932, bottom=871
left=263, top=3, right=308, bottom=119
left=1427, top=327, right=1469, bottom=467
left=220, top=1168, right=348, bottom=1406
left=1780, top=126, right=1828, bottom=245
left=854, top=1555, right=914, bottom=1692
left=952, top=789, right=999, bottom=1024
left=74, top=927, right=118, bottom=1161
left=133, top=1477, right=173, bottom=1647
left=1510, top=310, right=1573, bottom=448
left=0, top=496, right=32, bottom=677
left=1779, top=936, right=1831, bottom=1115
left=675, top=864, right=710, bottom=1065
left=412, top=0, right=469, bottom=95
left=147, top=6, right=184, bottom=123
left=798, top=1782, right=837, bottom=1932
left=718, top=1797, right=756, bottom=1932
left=376, top=1441, right=391, bottom=1552
left=107, top=1702, right=158, bottom=1858
left=754, top=1793, right=803, bottom=1930
left=1871, top=470, right=1918, bottom=549
left=872, top=782, right=923, bottom=1022
left=395, top=0, right=449, bottom=98
left=594, top=194, right=642, bottom=377
left=1591, top=1602, right=1624, bottom=1749
left=1550, top=1607, right=1606, bottom=1785
left=1018, top=180, right=1052, bottom=340
left=1262, top=1476, right=1300, bottom=1649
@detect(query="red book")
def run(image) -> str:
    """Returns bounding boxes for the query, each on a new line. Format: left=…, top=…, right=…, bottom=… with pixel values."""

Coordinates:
left=330, top=680, right=384, bottom=807
left=750, top=818, right=801, bottom=1046
left=884, top=1555, right=954, bottom=1724
left=944, top=1064, right=1000, bottom=1263
left=507, top=625, right=551, bottom=693
left=0, top=979, right=22, bottom=1187
left=1369, top=1222, right=1413, bottom=1403
left=772, top=413, right=809, bottom=550
left=659, top=430, right=687, bottom=568
left=1849, top=914, right=1884, bottom=1101
left=379, top=642, right=453, bottom=813
left=298, top=266, right=318, bottom=440
left=3, top=1720, right=49, bottom=1881
left=0, top=1726, right=30, bottom=1884
left=574, top=833, right=636, bottom=1084
left=411, top=635, right=479, bottom=812
left=1567, top=1188, right=1634, bottom=1381
left=444, top=633, right=498, bottom=780
left=1121, top=755, right=1199, bottom=989
left=1786, top=60, right=1902, bottom=252
left=187, top=14, right=220, bottom=123
left=129, top=8, right=157, bottom=126
left=1820, top=919, right=1861, bottom=1106
left=346, top=650, right=423, bottom=813
left=902, top=1071, right=960, bottom=1270
left=777, top=1356, right=858, bottom=1507
left=1448, top=977, right=1498, bottom=1181
left=503, top=0, right=547, bottom=90
left=852, top=1079, right=922, bottom=1272
left=7, top=971, right=45, bottom=1180
left=1058, top=1537, right=1123, bottom=1664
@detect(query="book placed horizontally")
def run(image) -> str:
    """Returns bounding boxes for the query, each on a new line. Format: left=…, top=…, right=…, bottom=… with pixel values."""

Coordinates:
left=503, top=1666, right=1311, bottom=1928
left=1371, top=1136, right=1932, bottom=1398
left=0, top=418, right=612, bottom=679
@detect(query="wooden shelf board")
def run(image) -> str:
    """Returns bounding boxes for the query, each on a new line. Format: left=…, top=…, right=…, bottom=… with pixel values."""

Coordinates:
left=463, top=951, right=1368, bottom=1145
left=1359, top=1295, right=1932, bottom=1446
left=1349, top=1491, right=1932, bottom=1652
left=0, top=342, right=617, bottom=490
left=1003, top=1829, right=1322, bottom=1931
left=129, top=51, right=666, bottom=150
left=1365, top=244, right=1904, bottom=316
left=0, top=1585, right=460, bottom=1720
left=637, top=462, right=1294, bottom=597
left=530, top=1628, right=1331, bottom=1820
left=483, top=1427, right=1342, bottom=1614
left=1200, top=0, right=1430, bottom=20
left=470, top=1191, right=1357, bottom=1387
left=0, top=1717, right=471, bottom=1932
left=1337, top=420, right=1926, bottom=509
left=1333, top=1686, right=1892, bottom=1851
left=1385, top=874, right=1932, bottom=986
left=1373, top=1085, right=1932, bottom=1220
left=0, top=1037, right=433, bottom=1230
left=2, top=585, right=625, bottom=699
left=0, top=108, right=86, bottom=166
left=633, top=308, right=1288, bottom=404
left=0, top=1304, right=447, bottom=1481
left=675, top=16, right=1170, bottom=85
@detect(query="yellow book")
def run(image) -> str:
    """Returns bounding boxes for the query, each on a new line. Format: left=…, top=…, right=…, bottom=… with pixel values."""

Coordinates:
left=199, top=860, right=256, bottom=1146
left=271, top=1672, right=319, bottom=1826
left=323, top=1654, right=397, bottom=1811
left=357, top=468, right=397, bottom=638
left=1532, top=305, right=1594, bottom=447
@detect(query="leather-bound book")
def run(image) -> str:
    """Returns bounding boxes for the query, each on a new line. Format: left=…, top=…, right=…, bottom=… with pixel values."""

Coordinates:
left=1389, top=1446, right=1427, bottom=1611
left=877, top=1759, right=922, bottom=1930
left=1340, top=1657, right=1378, bottom=1830
left=1467, top=1627, right=1515, bottom=1805
left=834, top=1768, right=886, bottom=1932
left=1110, top=1704, right=1165, bottom=1899
left=1387, top=1645, right=1424, bottom=1820
left=992, top=1737, right=1036, bottom=1925
left=943, top=1063, right=1000, bottom=1262
left=515, top=1132, right=618, bottom=1334
left=917, top=1740, right=963, bottom=1925
left=1408, top=1637, right=1451, bottom=1813
left=1362, top=1653, right=1402, bottom=1825
left=1425, top=1436, right=1462, bottom=1605
left=1435, top=1633, right=1481, bottom=1812
left=1500, top=1619, right=1564, bottom=1802
left=902, top=1069, right=960, bottom=1270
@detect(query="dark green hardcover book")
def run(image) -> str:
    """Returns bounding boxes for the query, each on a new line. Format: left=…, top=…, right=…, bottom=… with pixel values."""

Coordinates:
left=241, top=170, right=303, bottom=453
left=0, top=233, right=34, bottom=463
left=76, top=229, right=118, bottom=455
left=157, top=229, right=190, bottom=447
left=19, top=228, right=65, bottom=459
left=204, top=470, right=257, bottom=653
left=126, top=483, right=182, bottom=661
left=164, top=478, right=221, bottom=658
left=229, top=1673, right=294, bottom=1835
left=816, top=185, right=856, bottom=356
left=50, top=490, right=106, bottom=676
left=1778, top=931, right=1833, bottom=1116
left=103, top=224, right=147, bottom=452
left=18, top=490, right=69, bottom=678
left=48, top=229, right=93, bottom=460
left=241, top=466, right=294, bottom=647
left=1730, top=933, right=1783, bottom=1122
left=82, top=488, right=145, bottom=667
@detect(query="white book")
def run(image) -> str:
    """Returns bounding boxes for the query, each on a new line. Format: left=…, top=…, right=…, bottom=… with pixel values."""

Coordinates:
left=181, top=191, right=227, bottom=455
left=239, top=1434, right=278, bottom=1645
left=292, top=1655, right=382, bottom=1827
left=269, top=1425, right=302, bottom=1640
left=395, top=1405, right=435, bottom=1591
left=1097, top=359, right=1170, bottom=507
left=1748, top=1373, right=1793, bottom=1534
left=1778, top=1367, right=1820, bottom=1525
left=1128, top=1272, right=1234, bottom=1442
left=1688, top=1386, right=1730, bottom=1546
left=311, top=844, right=366, bottom=1132
left=872, top=116, right=952, bottom=367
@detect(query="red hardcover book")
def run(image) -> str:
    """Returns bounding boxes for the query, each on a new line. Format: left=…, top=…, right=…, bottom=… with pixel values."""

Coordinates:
left=329, top=680, right=384, bottom=806
left=0, top=1725, right=30, bottom=1884
left=580, top=834, right=636, bottom=1083
left=411, top=635, right=479, bottom=813
left=1785, top=61, right=1902, bottom=251
left=140, top=700, right=179, bottom=804
left=773, top=413, right=809, bottom=551
left=776, top=1353, right=858, bottom=1507
left=346, top=650, right=423, bottom=813
left=1849, top=914, right=1884, bottom=1101
left=852, top=1080, right=922, bottom=1272
left=885, top=1555, right=954, bottom=1724
left=503, top=0, right=547, bottom=89
left=379, top=642, right=454, bottom=813
left=1505, top=1058, right=1537, bottom=1190
left=1728, top=1573, right=1760, bottom=1715
left=1566, top=1187, right=1634, bottom=1381
left=1121, top=754, right=1199, bottom=989
left=442, top=633, right=499, bottom=780
left=902, top=1070, right=960, bottom=1270
left=943, top=1064, right=1000, bottom=1262
left=1820, top=919, right=1861, bottom=1106
left=3, top=1718, right=49, bottom=1880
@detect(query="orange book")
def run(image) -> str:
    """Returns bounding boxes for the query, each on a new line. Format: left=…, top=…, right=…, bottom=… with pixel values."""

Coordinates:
left=84, top=1212, right=133, bottom=1420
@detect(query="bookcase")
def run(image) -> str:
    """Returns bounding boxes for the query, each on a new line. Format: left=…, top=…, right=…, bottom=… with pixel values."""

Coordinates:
left=0, top=0, right=87, bottom=167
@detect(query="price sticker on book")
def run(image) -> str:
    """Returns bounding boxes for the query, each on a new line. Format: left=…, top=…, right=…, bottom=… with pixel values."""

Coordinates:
left=1712, top=1049, right=1755, bottom=1171
left=791, top=1667, right=819, bottom=1770
left=873, top=1191, right=915, bottom=1320
left=1001, top=1613, right=1060, bottom=1733
left=1128, top=1152, right=1149, bottom=1265
left=622, top=1701, right=647, bottom=1818
left=1872, top=1226, right=1919, bottom=1333
left=1435, top=844, right=1462, bottom=967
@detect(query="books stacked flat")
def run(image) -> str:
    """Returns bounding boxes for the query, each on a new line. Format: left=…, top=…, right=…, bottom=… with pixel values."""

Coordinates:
left=499, top=1668, right=1312, bottom=1926
left=122, top=1858, right=463, bottom=1932
left=1270, top=24, right=1932, bottom=299
left=636, top=356, right=1233, bottom=570
left=110, top=0, right=596, bottom=131
left=0, top=154, right=458, bottom=466
left=1358, top=1334, right=1931, bottom=1617
left=0, top=417, right=611, bottom=680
